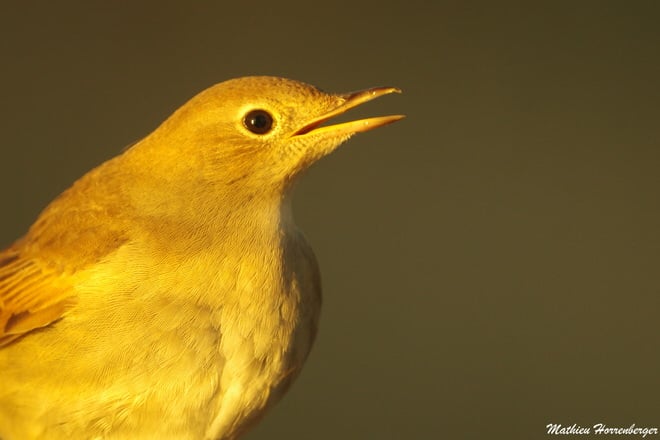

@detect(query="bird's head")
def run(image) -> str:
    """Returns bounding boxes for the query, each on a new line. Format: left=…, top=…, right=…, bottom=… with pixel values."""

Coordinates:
left=134, top=76, right=403, bottom=194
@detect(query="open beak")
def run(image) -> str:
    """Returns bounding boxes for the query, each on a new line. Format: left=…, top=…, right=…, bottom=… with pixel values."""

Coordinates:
left=293, top=86, right=404, bottom=137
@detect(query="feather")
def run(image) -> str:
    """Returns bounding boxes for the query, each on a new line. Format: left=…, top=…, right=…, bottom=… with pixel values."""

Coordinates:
left=0, top=246, right=75, bottom=347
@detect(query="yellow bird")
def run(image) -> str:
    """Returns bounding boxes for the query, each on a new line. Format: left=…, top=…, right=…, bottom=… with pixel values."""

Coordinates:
left=0, top=76, right=402, bottom=439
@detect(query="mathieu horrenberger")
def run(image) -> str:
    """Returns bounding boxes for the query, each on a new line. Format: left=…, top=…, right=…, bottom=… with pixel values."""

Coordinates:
left=546, top=423, right=658, bottom=438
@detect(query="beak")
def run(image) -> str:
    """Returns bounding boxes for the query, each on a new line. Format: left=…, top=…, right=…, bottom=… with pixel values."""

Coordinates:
left=293, top=86, right=404, bottom=137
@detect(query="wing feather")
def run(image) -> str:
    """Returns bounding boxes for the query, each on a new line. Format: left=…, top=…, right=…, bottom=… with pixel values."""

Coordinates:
left=0, top=246, right=75, bottom=347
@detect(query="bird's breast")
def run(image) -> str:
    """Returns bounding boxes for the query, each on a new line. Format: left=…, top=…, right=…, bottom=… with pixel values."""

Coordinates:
left=199, top=228, right=323, bottom=438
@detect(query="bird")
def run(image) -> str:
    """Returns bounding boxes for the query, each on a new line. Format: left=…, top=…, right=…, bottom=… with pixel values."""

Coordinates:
left=0, top=76, right=403, bottom=440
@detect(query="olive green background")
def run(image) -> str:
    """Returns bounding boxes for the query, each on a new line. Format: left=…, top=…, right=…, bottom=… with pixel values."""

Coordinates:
left=1, top=2, right=659, bottom=439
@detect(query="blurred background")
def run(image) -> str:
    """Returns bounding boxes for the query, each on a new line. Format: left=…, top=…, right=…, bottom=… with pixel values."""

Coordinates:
left=1, top=1, right=659, bottom=438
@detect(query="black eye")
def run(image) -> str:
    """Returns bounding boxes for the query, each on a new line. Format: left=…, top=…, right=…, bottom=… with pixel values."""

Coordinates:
left=243, top=109, right=274, bottom=134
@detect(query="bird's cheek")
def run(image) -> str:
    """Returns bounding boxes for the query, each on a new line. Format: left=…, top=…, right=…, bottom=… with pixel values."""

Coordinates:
left=292, top=134, right=353, bottom=169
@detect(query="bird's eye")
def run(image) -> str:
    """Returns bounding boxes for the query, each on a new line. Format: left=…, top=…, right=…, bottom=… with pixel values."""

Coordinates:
left=243, top=109, right=274, bottom=135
